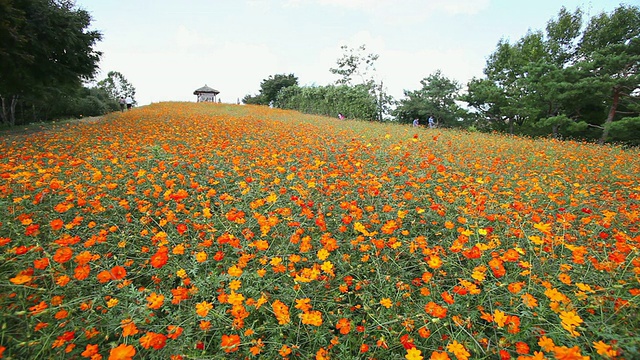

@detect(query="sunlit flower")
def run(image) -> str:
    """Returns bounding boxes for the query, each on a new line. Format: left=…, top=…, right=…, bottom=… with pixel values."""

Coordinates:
left=221, top=334, right=241, bottom=353
left=272, top=299, right=290, bottom=325
left=108, top=343, right=135, bottom=360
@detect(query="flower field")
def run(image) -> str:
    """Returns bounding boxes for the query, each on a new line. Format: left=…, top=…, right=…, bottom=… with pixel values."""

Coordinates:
left=1, top=102, right=639, bottom=359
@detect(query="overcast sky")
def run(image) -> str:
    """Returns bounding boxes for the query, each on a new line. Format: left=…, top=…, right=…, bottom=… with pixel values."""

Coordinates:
left=75, top=0, right=626, bottom=106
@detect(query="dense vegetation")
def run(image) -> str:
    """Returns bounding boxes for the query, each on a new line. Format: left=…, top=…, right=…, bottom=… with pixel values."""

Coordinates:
left=246, top=5, right=639, bottom=145
left=1, top=103, right=638, bottom=359
left=0, top=0, right=135, bottom=126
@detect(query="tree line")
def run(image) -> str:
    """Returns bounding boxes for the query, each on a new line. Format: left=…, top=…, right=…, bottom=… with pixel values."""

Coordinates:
left=244, top=4, right=639, bottom=145
left=0, top=0, right=135, bottom=127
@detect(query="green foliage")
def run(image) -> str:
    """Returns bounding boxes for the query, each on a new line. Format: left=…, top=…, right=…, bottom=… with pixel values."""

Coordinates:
left=464, top=4, right=640, bottom=144
left=329, top=45, right=379, bottom=86
left=275, top=84, right=378, bottom=120
left=0, top=0, right=102, bottom=125
left=394, top=70, right=466, bottom=126
left=242, top=74, right=298, bottom=106
left=97, top=71, right=137, bottom=105
left=606, top=117, right=640, bottom=146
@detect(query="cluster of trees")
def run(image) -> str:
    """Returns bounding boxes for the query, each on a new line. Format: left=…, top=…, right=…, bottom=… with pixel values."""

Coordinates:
left=0, top=0, right=134, bottom=127
left=244, top=4, right=639, bottom=145
left=464, top=5, right=639, bottom=144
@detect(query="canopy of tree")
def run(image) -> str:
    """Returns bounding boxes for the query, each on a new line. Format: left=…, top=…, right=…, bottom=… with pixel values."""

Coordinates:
left=243, top=74, right=299, bottom=106
left=463, top=5, right=639, bottom=144
left=0, top=0, right=103, bottom=125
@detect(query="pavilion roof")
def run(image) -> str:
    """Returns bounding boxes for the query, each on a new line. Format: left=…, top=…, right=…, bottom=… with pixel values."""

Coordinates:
left=193, top=84, right=220, bottom=95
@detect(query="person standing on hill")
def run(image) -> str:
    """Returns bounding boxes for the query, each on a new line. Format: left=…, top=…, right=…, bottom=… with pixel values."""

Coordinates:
left=428, top=116, right=435, bottom=128
left=125, top=96, right=133, bottom=110
left=413, top=118, right=419, bottom=127
left=119, top=97, right=125, bottom=112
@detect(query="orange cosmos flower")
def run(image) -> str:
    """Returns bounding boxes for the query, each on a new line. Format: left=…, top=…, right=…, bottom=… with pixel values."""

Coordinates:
left=493, top=309, right=508, bottom=328
left=559, top=310, right=583, bottom=337
left=515, top=342, right=530, bottom=355
left=507, top=282, right=525, bottom=294
left=551, top=346, right=589, bottom=360
left=316, top=347, right=330, bottom=360
left=424, top=301, right=447, bottom=319
left=150, top=246, right=169, bottom=268
left=73, top=264, right=90, bottom=281
left=488, top=257, right=506, bottom=278
left=34, top=257, right=50, bottom=270
left=172, top=244, right=185, bottom=255
left=280, top=345, right=292, bottom=356
left=171, top=287, right=189, bottom=304
left=121, top=318, right=139, bottom=337
left=221, top=334, right=241, bottom=353
left=96, top=270, right=111, bottom=284
left=521, top=293, right=538, bottom=308
left=272, top=299, right=291, bottom=325
left=176, top=223, right=187, bottom=234
left=50, top=219, right=64, bottom=231
left=195, top=251, right=208, bottom=262
left=56, top=275, right=70, bottom=287
left=418, top=326, right=431, bottom=338
left=139, top=331, right=167, bottom=350
left=199, top=320, right=212, bottom=331
left=441, top=291, right=455, bottom=305
left=295, top=298, right=312, bottom=312
left=593, top=341, right=617, bottom=358
left=430, top=351, right=451, bottom=360
left=54, top=309, right=68, bottom=320
left=228, top=265, right=243, bottom=277
left=108, top=344, right=136, bottom=360
left=9, top=273, right=32, bottom=285
left=53, top=247, right=73, bottom=263
left=110, top=265, right=127, bottom=280
left=167, top=325, right=184, bottom=340
left=538, top=336, right=555, bottom=352
left=74, top=251, right=93, bottom=265
left=427, top=255, right=443, bottom=269
left=300, top=310, right=323, bottom=326
left=336, top=318, right=351, bottom=335
left=446, top=340, right=470, bottom=360
left=146, top=292, right=165, bottom=309
left=195, top=301, right=213, bottom=317
left=380, top=298, right=393, bottom=309
left=34, top=322, right=49, bottom=331
left=406, top=347, right=423, bottom=360
left=81, top=344, right=99, bottom=357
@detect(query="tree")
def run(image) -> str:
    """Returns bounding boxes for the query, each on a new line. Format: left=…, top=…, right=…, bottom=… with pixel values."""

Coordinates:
left=242, top=73, right=298, bottom=106
left=329, top=44, right=393, bottom=121
left=463, top=4, right=639, bottom=143
left=330, top=45, right=379, bottom=86
left=97, top=71, right=136, bottom=104
left=275, top=84, right=378, bottom=120
left=394, top=70, right=465, bottom=126
left=576, top=5, right=640, bottom=144
left=0, top=0, right=102, bottom=125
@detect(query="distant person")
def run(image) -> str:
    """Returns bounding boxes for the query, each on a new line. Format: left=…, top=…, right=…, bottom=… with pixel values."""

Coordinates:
left=125, top=96, right=133, bottom=110
left=413, top=118, right=419, bottom=127
left=119, top=97, right=125, bottom=112
left=428, top=116, right=435, bottom=128
left=338, top=113, right=345, bottom=120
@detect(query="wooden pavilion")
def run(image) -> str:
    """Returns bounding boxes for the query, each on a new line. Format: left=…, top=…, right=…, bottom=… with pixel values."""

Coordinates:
left=193, top=85, right=220, bottom=102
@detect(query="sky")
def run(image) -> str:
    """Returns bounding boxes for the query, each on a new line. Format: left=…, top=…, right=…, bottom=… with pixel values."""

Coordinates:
left=75, top=0, right=628, bottom=106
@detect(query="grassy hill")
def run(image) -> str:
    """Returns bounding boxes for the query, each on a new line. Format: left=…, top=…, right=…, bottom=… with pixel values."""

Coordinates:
left=1, top=102, right=638, bottom=359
